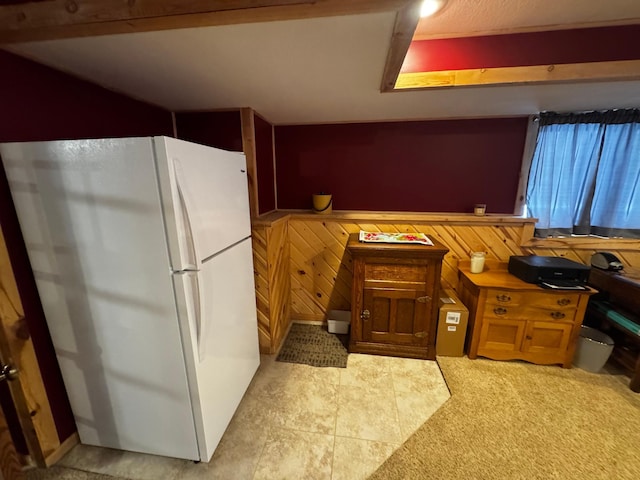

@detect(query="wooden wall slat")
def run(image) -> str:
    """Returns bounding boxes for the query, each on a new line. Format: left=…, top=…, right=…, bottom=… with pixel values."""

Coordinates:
left=251, top=227, right=271, bottom=353
left=291, top=223, right=351, bottom=298
left=268, top=220, right=291, bottom=352
left=290, top=289, right=317, bottom=317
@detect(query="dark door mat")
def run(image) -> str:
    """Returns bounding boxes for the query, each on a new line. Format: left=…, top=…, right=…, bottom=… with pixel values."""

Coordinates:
left=276, top=323, right=349, bottom=368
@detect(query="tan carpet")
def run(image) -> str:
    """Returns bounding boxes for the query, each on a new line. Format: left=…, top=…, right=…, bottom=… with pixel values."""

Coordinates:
left=369, top=356, right=640, bottom=480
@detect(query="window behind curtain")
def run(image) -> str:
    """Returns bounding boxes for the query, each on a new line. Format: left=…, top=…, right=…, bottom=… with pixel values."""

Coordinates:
left=526, top=110, right=640, bottom=239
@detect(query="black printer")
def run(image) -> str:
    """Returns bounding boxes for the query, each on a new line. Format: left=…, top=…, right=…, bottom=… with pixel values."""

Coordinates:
left=508, top=255, right=590, bottom=287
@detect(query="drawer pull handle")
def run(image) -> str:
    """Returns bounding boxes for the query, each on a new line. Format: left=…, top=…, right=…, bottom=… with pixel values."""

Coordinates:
left=557, top=298, right=571, bottom=306
left=494, top=307, right=507, bottom=316
left=496, top=294, right=511, bottom=302
left=417, top=296, right=432, bottom=303
left=550, top=311, right=566, bottom=320
left=361, top=309, right=370, bottom=320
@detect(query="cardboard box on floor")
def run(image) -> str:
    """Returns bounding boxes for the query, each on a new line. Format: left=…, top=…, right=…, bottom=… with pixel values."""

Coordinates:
left=437, top=288, right=469, bottom=357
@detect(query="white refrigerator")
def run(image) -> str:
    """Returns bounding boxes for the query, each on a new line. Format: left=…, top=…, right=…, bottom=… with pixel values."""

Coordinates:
left=0, top=136, right=260, bottom=462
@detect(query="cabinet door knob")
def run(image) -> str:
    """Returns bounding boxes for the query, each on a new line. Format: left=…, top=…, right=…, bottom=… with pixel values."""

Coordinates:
left=550, top=311, right=566, bottom=320
left=496, top=294, right=511, bottom=302
left=493, top=307, right=507, bottom=316
left=557, top=298, right=571, bottom=306
left=361, top=309, right=370, bottom=320
left=0, top=364, right=19, bottom=383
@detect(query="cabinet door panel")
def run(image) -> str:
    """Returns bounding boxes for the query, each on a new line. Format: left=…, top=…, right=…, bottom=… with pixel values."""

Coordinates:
left=363, top=287, right=427, bottom=346
left=522, top=321, right=573, bottom=355
left=478, top=318, right=525, bottom=353
left=371, top=296, right=390, bottom=333
left=396, top=299, right=417, bottom=334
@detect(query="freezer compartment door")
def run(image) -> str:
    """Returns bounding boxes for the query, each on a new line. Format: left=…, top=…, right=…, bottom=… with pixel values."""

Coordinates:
left=173, top=237, right=260, bottom=461
left=154, top=137, right=252, bottom=271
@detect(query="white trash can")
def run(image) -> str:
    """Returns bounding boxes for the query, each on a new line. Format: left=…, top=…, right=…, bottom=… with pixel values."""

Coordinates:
left=327, top=310, right=350, bottom=334
left=573, top=325, right=614, bottom=373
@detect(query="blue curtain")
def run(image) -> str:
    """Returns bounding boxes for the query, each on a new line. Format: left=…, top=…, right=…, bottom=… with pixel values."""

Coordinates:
left=526, top=110, right=640, bottom=238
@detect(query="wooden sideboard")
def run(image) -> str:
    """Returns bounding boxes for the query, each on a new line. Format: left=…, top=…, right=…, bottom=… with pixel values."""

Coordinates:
left=458, top=264, right=595, bottom=367
left=347, top=233, right=449, bottom=359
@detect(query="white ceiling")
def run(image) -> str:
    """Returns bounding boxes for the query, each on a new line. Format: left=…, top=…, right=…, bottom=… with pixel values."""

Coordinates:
left=5, top=0, right=640, bottom=125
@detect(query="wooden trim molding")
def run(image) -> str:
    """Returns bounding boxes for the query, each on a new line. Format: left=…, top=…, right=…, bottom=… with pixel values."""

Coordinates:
left=521, top=236, right=640, bottom=251
left=394, top=59, right=640, bottom=90
left=252, top=210, right=290, bottom=227
left=0, top=0, right=410, bottom=43
left=272, top=209, right=537, bottom=226
left=240, top=108, right=260, bottom=219
left=44, top=433, right=79, bottom=467
left=514, top=115, right=539, bottom=216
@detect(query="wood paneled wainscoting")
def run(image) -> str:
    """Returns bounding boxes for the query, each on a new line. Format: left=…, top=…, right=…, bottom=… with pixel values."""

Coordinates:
left=251, top=211, right=640, bottom=354
left=251, top=215, right=291, bottom=354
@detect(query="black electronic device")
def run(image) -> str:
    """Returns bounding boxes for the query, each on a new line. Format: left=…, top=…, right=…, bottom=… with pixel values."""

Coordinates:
left=508, top=255, right=590, bottom=286
left=590, top=252, right=624, bottom=271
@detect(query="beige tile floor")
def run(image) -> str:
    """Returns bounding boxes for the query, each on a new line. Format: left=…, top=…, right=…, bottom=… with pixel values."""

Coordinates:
left=54, top=353, right=450, bottom=480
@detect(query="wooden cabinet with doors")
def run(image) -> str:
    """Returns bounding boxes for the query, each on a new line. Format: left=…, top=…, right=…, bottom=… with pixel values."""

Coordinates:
left=347, top=233, right=448, bottom=360
left=458, top=264, right=595, bottom=367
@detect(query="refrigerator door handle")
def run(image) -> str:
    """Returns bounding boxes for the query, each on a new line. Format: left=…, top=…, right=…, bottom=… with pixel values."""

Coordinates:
left=176, top=272, right=207, bottom=362
left=175, top=162, right=201, bottom=270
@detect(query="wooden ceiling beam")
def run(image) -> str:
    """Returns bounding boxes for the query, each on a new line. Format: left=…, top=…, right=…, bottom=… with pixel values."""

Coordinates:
left=380, top=0, right=422, bottom=92
left=0, top=0, right=411, bottom=44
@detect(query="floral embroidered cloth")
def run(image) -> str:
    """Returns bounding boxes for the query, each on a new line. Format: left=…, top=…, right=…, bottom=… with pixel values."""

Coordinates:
left=358, top=230, right=433, bottom=246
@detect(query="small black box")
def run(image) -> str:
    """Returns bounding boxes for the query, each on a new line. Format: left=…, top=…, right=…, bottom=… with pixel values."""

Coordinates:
left=508, top=256, right=590, bottom=284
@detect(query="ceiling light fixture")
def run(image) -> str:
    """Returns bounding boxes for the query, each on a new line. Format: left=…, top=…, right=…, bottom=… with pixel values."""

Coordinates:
left=420, top=0, right=447, bottom=18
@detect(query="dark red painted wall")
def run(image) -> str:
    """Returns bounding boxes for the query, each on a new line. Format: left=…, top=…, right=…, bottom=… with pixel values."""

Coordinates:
left=0, top=51, right=173, bottom=445
left=174, top=110, right=244, bottom=152
left=275, top=118, right=528, bottom=213
left=403, top=25, right=640, bottom=73
left=254, top=114, right=276, bottom=214
left=0, top=51, right=173, bottom=142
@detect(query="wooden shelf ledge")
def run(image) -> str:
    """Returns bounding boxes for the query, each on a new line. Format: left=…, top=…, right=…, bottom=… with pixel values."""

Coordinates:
left=253, top=209, right=537, bottom=227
